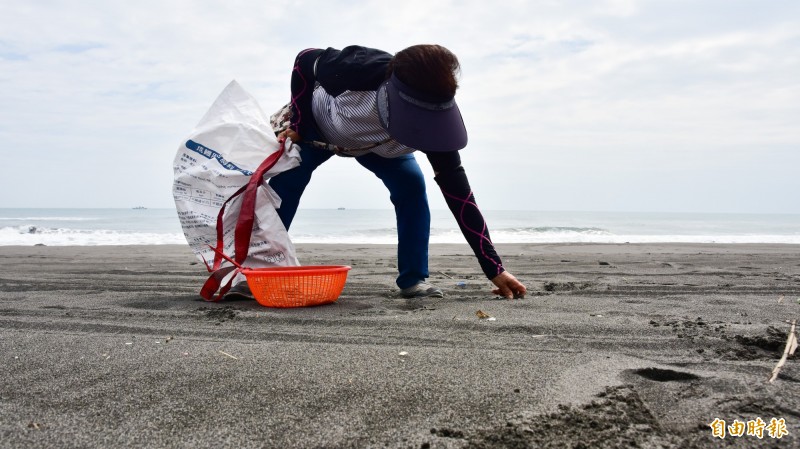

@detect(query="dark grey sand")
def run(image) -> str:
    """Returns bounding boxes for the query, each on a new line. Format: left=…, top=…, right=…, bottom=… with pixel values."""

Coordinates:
left=1, top=243, right=799, bottom=448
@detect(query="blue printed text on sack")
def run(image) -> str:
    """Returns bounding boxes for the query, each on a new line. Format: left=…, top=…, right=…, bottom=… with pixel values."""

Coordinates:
left=185, top=140, right=254, bottom=176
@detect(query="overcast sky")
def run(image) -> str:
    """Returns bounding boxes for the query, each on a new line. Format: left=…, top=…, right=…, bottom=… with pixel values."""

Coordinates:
left=1, top=0, right=798, bottom=213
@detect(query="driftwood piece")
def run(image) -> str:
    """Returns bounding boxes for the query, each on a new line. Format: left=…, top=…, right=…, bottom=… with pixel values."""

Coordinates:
left=769, top=320, right=798, bottom=383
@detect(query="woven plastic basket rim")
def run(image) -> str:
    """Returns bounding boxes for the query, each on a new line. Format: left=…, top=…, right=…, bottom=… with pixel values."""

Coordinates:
left=241, top=265, right=351, bottom=277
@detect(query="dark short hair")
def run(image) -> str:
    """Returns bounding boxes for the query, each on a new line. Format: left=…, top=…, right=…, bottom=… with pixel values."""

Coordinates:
left=388, top=45, right=460, bottom=101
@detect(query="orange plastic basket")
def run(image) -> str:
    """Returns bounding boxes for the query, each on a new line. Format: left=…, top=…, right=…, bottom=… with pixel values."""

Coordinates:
left=242, top=265, right=351, bottom=308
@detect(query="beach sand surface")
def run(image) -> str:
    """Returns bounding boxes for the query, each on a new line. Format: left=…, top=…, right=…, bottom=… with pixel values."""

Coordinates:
left=1, top=243, right=799, bottom=448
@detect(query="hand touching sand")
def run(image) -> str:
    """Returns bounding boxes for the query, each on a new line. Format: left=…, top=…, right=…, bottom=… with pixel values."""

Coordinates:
left=491, top=271, right=526, bottom=299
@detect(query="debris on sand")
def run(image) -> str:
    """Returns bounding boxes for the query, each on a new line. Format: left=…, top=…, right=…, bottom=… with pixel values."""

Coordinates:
left=218, top=350, right=239, bottom=360
left=769, top=320, right=798, bottom=383
left=476, top=310, right=490, bottom=319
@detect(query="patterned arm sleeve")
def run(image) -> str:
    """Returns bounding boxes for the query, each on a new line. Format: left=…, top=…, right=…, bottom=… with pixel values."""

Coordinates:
left=426, top=151, right=505, bottom=279
left=289, top=48, right=324, bottom=134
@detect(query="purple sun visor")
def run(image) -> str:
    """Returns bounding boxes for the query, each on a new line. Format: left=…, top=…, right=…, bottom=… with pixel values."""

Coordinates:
left=377, top=73, right=468, bottom=152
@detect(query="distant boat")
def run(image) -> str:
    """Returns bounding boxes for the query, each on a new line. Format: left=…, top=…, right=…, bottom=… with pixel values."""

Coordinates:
left=132, top=206, right=147, bottom=210
left=337, top=207, right=345, bottom=210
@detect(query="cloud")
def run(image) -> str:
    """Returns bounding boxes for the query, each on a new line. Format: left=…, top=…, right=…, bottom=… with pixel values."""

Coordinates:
left=0, top=0, right=798, bottom=212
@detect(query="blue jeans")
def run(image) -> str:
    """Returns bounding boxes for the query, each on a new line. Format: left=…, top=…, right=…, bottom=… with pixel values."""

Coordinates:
left=269, top=143, right=430, bottom=289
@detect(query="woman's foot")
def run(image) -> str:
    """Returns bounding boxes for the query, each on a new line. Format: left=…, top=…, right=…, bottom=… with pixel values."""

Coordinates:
left=400, top=281, right=444, bottom=298
left=223, top=282, right=254, bottom=300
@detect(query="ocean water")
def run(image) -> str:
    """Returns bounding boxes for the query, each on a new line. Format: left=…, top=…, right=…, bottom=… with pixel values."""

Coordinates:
left=0, top=208, right=798, bottom=246
left=0, top=209, right=800, bottom=246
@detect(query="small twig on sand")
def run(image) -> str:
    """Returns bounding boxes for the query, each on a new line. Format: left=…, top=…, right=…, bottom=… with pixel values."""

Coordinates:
left=218, top=350, right=239, bottom=360
left=438, top=271, right=454, bottom=279
left=769, top=319, right=797, bottom=383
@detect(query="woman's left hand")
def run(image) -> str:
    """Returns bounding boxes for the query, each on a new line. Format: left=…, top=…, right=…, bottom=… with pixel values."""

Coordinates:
left=491, top=271, right=527, bottom=299
left=277, top=129, right=301, bottom=143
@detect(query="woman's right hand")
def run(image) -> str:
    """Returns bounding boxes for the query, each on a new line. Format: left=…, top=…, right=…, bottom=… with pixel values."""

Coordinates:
left=491, top=271, right=527, bottom=299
